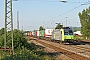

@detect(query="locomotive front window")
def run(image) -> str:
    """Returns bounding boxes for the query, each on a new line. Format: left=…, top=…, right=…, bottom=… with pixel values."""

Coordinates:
left=69, top=30, right=73, bottom=35
left=64, top=32, right=68, bottom=35
left=64, top=29, right=73, bottom=35
left=64, top=30, right=68, bottom=35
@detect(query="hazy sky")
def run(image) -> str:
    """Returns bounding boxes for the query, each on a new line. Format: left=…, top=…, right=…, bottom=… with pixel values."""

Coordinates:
left=0, top=0, right=90, bottom=31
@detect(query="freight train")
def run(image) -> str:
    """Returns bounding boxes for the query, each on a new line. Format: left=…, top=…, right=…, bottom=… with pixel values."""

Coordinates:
left=24, top=27, right=74, bottom=43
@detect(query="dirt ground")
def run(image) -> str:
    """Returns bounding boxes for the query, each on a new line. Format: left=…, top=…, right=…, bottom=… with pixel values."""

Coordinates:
left=28, top=40, right=73, bottom=60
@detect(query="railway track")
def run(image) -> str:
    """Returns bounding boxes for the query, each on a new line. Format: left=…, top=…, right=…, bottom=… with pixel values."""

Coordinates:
left=26, top=36, right=90, bottom=60
left=63, top=45, right=90, bottom=58
left=39, top=38, right=90, bottom=55
left=68, top=45, right=90, bottom=52
left=39, top=39, right=90, bottom=58
left=35, top=39, right=90, bottom=60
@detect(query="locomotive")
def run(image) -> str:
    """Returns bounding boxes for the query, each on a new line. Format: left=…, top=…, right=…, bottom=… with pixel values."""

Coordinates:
left=51, top=27, right=74, bottom=43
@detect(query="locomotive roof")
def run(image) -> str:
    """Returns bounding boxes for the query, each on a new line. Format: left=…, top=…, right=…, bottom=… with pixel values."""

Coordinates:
left=62, top=27, right=71, bottom=29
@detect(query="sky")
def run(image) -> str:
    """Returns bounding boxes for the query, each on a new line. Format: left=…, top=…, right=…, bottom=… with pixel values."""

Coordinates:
left=0, top=0, right=90, bottom=31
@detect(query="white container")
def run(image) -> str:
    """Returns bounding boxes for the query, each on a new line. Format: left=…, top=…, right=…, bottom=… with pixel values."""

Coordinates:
left=32, top=32, right=34, bottom=36
left=45, top=29, right=54, bottom=37
left=36, top=31, right=40, bottom=37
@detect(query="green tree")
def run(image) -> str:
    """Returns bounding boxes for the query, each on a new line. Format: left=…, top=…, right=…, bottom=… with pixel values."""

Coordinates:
left=78, top=6, right=90, bottom=39
left=39, top=26, right=45, bottom=31
left=55, top=23, right=63, bottom=29
left=0, top=28, right=4, bottom=36
left=0, top=28, right=4, bottom=47
left=72, top=27, right=81, bottom=32
left=0, top=28, right=27, bottom=50
left=13, top=29, right=27, bottom=50
left=0, top=34, right=4, bottom=47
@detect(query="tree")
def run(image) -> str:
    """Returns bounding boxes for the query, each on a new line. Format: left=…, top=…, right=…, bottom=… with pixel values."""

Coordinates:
left=0, top=28, right=27, bottom=50
left=55, top=23, right=63, bottom=29
left=0, top=34, right=4, bottom=47
left=39, top=26, right=45, bottom=31
left=72, top=27, right=81, bottom=32
left=0, top=28, right=4, bottom=47
left=0, top=28, right=4, bottom=36
left=78, top=6, right=90, bottom=39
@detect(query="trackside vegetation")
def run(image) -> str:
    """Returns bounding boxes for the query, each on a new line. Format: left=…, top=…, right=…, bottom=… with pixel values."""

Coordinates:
left=78, top=6, right=90, bottom=39
left=0, top=28, right=55, bottom=60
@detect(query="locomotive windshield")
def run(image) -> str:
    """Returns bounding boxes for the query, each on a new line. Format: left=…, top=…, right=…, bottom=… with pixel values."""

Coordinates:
left=69, top=30, right=73, bottom=35
left=64, top=30, right=68, bottom=35
left=64, top=29, right=73, bottom=35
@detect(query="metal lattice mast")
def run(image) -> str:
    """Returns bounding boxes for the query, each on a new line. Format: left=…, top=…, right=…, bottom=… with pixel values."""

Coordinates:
left=4, top=0, right=13, bottom=54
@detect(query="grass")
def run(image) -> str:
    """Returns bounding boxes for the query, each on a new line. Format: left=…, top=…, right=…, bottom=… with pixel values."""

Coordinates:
left=0, top=51, right=5, bottom=59
left=0, top=51, right=12, bottom=60
left=0, top=46, right=55, bottom=60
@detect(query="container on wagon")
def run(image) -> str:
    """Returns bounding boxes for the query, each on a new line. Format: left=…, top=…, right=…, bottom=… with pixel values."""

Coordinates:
left=24, top=33, right=28, bottom=36
left=44, top=29, right=54, bottom=37
left=32, top=31, right=35, bottom=36
left=24, top=32, right=29, bottom=36
left=39, top=30, right=45, bottom=39
left=34, top=31, right=37, bottom=37
left=36, top=30, right=40, bottom=37
left=39, top=30, right=45, bottom=37
left=27, top=32, right=30, bottom=36
left=34, top=30, right=40, bottom=38
left=29, top=32, right=32, bottom=36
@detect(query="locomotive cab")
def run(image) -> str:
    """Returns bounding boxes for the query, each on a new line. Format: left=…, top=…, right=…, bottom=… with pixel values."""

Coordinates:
left=51, top=27, right=74, bottom=43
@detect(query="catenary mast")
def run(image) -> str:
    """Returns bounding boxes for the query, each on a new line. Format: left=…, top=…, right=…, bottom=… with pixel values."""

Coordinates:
left=4, top=0, right=14, bottom=54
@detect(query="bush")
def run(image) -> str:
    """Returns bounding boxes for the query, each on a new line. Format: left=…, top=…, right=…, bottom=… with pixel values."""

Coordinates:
left=74, top=35, right=83, bottom=40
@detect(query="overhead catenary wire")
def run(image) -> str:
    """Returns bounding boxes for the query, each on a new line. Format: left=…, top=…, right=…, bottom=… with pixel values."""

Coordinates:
left=14, top=0, right=89, bottom=3
left=62, top=1, right=89, bottom=3
left=43, top=5, right=63, bottom=23
left=15, top=0, right=59, bottom=2
left=43, top=5, right=82, bottom=24
left=47, top=1, right=90, bottom=21
left=41, top=1, right=90, bottom=24
left=14, top=0, right=90, bottom=27
left=14, top=0, right=90, bottom=21
left=17, top=0, right=90, bottom=27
